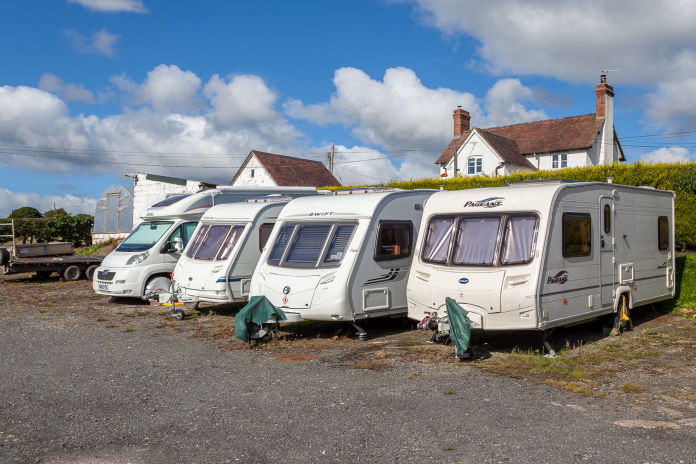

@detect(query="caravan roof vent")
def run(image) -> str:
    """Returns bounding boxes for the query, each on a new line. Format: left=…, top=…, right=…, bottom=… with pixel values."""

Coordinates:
left=333, top=187, right=398, bottom=195
left=506, top=179, right=578, bottom=187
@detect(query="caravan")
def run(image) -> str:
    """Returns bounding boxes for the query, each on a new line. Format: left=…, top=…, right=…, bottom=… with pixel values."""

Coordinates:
left=171, top=196, right=291, bottom=306
left=93, top=186, right=318, bottom=300
left=249, top=188, right=435, bottom=337
left=407, top=181, right=675, bottom=335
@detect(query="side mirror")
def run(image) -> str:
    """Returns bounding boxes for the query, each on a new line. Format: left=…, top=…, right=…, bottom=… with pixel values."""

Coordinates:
left=172, top=237, right=184, bottom=253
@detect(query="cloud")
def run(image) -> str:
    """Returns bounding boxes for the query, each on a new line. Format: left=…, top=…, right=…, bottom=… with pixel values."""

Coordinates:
left=38, top=73, right=96, bottom=104
left=645, top=78, right=696, bottom=131
left=640, top=147, right=693, bottom=164
left=137, top=64, right=202, bottom=113
left=203, top=74, right=279, bottom=126
left=401, top=0, right=696, bottom=85
left=68, top=0, right=147, bottom=13
left=64, top=29, right=119, bottom=57
left=0, top=188, right=97, bottom=217
left=284, top=67, right=544, bottom=177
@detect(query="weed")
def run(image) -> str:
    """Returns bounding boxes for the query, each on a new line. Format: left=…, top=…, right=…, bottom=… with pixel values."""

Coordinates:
left=122, top=328, right=135, bottom=333
left=38, top=309, right=46, bottom=313
left=687, top=393, right=696, bottom=402
left=445, top=390, right=455, bottom=395
left=622, top=383, right=646, bottom=393
left=105, top=323, right=117, bottom=328
left=348, top=360, right=385, bottom=371
left=408, top=372, right=421, bottom=379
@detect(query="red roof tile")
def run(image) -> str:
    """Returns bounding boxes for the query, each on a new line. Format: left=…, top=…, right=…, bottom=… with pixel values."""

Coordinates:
left=436, top=114, right=612, bottom=165
left=477, top=130, right=537, bottom=170
left=229, top=151, right=341, bottom=187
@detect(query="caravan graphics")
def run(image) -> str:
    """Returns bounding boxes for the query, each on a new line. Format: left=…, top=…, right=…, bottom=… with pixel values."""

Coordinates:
left=547, top=271, right=569, bottom=284
left=463, top=197, right=504, bottom=208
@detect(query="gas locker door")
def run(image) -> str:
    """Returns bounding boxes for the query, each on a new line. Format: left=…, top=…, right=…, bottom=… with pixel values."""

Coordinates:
left=599, top=197, right=615, bottom=307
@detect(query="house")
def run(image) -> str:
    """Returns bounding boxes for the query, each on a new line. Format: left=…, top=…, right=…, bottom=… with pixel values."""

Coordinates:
left=229, top=150, right=341, bottom=187
left=436, top=74, right=625, bottom=177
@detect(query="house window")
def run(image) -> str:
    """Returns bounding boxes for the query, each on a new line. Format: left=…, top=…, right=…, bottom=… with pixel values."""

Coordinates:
left=562, top=213, right=592, bottom=258
left=658, top=216, right=669, bottom=251
left=375, top=221, right=413, bottom=261
left=250, top=169, right=255, bottom=178
left=552, top=154, right=568, bottom=169
left=467, top=157, right=482, bottom=175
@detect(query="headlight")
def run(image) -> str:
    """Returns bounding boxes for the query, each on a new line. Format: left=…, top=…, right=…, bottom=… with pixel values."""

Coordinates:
left=125, top=251, right=149, bottom=265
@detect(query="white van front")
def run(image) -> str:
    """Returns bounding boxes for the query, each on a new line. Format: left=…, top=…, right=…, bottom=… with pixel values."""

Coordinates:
left=93, top=218, right=197, bottom=298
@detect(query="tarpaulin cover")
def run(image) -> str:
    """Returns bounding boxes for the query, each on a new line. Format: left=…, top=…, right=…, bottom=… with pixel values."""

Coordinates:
left=445, top=297, right=471, bottom=358
left=234, top=296, right=286, bottom=342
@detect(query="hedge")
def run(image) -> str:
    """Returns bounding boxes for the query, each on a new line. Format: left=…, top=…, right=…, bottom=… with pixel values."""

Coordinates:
left=327, top=162, right=696, bottom=250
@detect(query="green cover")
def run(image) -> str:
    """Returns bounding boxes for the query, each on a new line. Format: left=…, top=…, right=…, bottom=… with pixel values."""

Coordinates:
left=234, top=295, right=286, bottom=342
left=445, top=297, right=471, bottom=358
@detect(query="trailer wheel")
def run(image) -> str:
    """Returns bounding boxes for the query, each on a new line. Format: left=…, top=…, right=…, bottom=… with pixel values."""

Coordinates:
left=609, top=293, right=632, bottom=336
left=174, top=309, right=185, bottom=321
left=85, top=264, right=98, bottom=281
left=63, top=265, right=82, bottom=281
left=0, top=248, right=9, bottom=266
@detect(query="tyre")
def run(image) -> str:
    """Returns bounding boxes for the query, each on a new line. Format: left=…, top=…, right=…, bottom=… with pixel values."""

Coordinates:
left=174, top=309, right=185, bottom=320
left=63, top=265, right=82, bottom=281
left=143, top=275, right=171, bottom=300
left=0, top=247, right=9, bottom=266
left=85, top=264, right=98, bottom=281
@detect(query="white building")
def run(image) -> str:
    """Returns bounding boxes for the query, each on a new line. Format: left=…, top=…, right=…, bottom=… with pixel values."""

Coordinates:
left=436, top=74, right=625, bottom=178
left=229, top=150, right=341, bottom=188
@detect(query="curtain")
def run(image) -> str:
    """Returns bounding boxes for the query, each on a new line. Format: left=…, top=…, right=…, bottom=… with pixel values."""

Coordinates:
left=500, top=216, right=537, bottom=264
left=452, top=217, right=500, bottom=265
left=422, top=217, right=455, bottom=263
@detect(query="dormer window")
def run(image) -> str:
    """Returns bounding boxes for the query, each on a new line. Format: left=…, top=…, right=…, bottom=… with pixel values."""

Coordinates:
left=552, top=153, right=567, bottom=169
left=467, top=156, right=482, bottom=175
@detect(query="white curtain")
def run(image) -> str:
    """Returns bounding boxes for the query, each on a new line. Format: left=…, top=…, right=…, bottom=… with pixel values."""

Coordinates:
left=423, top=217, right=455, bottom=263
left=501, top=216, right=537, bottom=264
left=452, top=217, right=500, bottom=265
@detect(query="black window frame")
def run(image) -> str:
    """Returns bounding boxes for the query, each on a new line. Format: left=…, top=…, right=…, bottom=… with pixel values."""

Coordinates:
left=603, top=204, right=611, bottom=234
left=374, top=220, right=414, bottom=262
left=562, top=212, right=592, bottom=258
left=658, top=216, right=669, bottom=251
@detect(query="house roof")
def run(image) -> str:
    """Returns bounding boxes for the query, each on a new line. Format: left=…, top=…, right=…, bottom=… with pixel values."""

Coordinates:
left=476, top=129, right=537, bottom=170
left=436, top=114, right=621, bottom=165
left=229, top=150, right=341, bottom=187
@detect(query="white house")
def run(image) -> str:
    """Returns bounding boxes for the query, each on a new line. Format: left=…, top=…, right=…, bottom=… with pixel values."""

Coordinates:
left=436, top=74, right=625, bottom=177
left=229, top=150, right=341, bottom=187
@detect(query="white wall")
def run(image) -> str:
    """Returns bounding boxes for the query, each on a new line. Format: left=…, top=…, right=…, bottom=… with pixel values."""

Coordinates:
left=231, top=155, right=277, bottom=186
left=534, top=150, right=591, bottom=171
left=131, top=174, right=208, bottom=226
left=445, top=132, right=503, bottom=177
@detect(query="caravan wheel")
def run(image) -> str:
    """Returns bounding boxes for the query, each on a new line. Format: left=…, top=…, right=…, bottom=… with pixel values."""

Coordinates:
left=608, top=294, right=632, bottom=336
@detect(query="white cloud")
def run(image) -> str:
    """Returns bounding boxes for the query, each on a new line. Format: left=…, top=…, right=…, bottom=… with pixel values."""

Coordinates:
left=68, top=0, right=147, bottom=13
left=203, top=74, right=279, bottom=126
left=640, top=146, right=693, bottom=164
left=0, top=188, right=97, bottom=217
left=65, top=29, right=119, bottom=57
left=137, top=64, right=202, bottom=113
left=402, top=0, right=696, bottom=85
left=483, top=78, right=547, bottom=127
left=646, top=78, right=696, bottom=130
left=39, top=73, right=96, bottom=104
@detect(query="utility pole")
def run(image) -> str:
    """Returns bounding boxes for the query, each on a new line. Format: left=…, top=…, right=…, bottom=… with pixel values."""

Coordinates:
left=452, top=138, right=457, bottom=178
left=328, top=144, right=335, bottom=173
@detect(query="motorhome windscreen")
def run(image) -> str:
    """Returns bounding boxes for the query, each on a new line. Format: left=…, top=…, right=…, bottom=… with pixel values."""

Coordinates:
left=116, top=221, right=174, bottom=252
left=268, top=222, right=357, bottom=268
left=187, top=224, right=245, bottom=261
left=422, top=214, right=538, bottom=266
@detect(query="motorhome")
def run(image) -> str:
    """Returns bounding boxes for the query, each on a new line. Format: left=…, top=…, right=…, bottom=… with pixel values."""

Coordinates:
left=407, top=181, right=675, bottom=337
left=249, top=188, right=435, bottom=338
left=171, top=196, right=291, bottom=307
left=93, top=186, right=318, bottom=300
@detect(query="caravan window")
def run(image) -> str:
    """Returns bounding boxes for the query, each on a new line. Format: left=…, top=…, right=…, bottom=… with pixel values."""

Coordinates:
left=323, top=224, right=356, bottom=264
left=603, top=205, right=611, bottom=234
left=186, top=224, right=209, bottom=258
left=375, top=221, right=412, bottom=261
left=216, top=226, right=245, bottom=260
left=151, top=195, right=189, bottom=207
left=562, top=213, right=592, bottom=257
left=267, top=222, right=357, bottom=267
left=259, top=223, right=275, bottom=252
left=268, top=224, right=295, bottom=265
left=452, top=217, right=501, bottom=266
left=422, top=217, right=456, bottom=264
left=500, top=215, right=537, bottom=265
left=192, top=225, right=233, bottom=261
left=658, top=216, right=669, bottom=251
left=286, top=225, right=332, bottom=265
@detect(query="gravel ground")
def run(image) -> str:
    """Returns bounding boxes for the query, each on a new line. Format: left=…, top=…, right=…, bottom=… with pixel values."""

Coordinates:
left=1, top=276, right=695, bottom=463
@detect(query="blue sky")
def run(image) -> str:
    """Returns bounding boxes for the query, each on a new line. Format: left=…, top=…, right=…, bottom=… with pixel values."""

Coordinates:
left=1, top=0, right=696, bottom=216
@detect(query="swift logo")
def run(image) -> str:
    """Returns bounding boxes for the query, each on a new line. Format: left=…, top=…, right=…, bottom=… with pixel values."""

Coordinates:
left=458, top=278, right=469, bottom=284
left=308, top=212, right=334, bottom=217
left=547, top=271, right=568, bottom=284
left=463, top=197, right=504, bottom=208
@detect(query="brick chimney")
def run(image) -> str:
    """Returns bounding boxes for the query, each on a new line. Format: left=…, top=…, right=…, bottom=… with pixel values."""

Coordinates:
left=453, top=106, right=470, bottom=137
left=595, top=74, right=614, bottom=119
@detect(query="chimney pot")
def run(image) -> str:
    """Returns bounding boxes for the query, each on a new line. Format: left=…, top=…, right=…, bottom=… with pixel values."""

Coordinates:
left=453, top=107, right=470, bottom=137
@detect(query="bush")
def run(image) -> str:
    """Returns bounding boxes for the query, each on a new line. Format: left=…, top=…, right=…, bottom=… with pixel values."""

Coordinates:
left=328, top=162, right=696, bottom=250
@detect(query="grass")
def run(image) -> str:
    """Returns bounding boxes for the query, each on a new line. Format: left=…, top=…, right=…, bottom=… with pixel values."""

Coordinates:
left=622, top=383, right=646, bottom=393
left=76, top=239, right=118, bottom=256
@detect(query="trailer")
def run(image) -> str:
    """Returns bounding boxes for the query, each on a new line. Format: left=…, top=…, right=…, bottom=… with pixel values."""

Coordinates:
left=0, top=220, right=102, bottom=280
left=406, top=180, right=675, bottom=343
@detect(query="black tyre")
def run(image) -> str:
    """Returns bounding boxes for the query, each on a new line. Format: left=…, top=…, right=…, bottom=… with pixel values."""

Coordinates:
left=85, top=264, right=98, bottom=281
left=62, top=265, right=82, bottom=281
left=174, top=309, right=185, bottom=321
left=0, top=247, right=10, bottom=266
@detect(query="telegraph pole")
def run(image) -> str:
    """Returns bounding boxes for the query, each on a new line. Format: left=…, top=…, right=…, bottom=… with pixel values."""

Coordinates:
left=452, top=138, right=457, bottom=178
left=328, top=144, right=335, bottom=173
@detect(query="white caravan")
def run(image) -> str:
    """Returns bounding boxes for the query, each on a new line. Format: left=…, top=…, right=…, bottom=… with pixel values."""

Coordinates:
left=93, top=187, right=318, bottom=300
left=171, top=196, right=291, bottom=306
left=249, top=188, right=435, bottom=338
left=407, top=181, right=675, bottom=336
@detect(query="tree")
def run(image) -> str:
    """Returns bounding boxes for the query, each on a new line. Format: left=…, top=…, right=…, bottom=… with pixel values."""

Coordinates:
left=44, top=208, right=69, bottom=219
left=9, top=207, right=42, bottom=244
left=9, top=207, right=42, bottom=218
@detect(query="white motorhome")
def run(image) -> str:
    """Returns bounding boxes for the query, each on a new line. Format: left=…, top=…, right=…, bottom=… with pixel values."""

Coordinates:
left=93, top=187, right=318, bottom=300
left=407, top=181, right=675, bottom=337
left=249, top=188, right=435, bottom=338
left=171, top=196, right=291, bottom=306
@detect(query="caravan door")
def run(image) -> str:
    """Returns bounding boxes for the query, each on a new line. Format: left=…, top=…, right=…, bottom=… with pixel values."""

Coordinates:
left=599, top=197, right=615, bottom=308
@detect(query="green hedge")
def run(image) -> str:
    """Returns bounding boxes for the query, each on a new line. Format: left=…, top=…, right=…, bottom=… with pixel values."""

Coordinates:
left=327, top=162, right=696, bottom=250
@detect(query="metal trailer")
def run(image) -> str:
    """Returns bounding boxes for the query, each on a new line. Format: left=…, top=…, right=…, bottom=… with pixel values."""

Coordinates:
left=0, top=220, right=102, bottom=280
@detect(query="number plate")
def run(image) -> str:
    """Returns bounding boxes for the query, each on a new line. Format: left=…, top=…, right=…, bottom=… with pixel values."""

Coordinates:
left=99, top=284, right=109, bottom=291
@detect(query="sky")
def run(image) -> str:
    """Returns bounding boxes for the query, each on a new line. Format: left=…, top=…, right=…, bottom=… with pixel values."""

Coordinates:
left=2, top=0, right=696, bottom=217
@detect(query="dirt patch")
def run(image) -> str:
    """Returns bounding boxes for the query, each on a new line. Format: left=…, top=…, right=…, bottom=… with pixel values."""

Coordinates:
left=272, top=353, right=320, bottom=362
